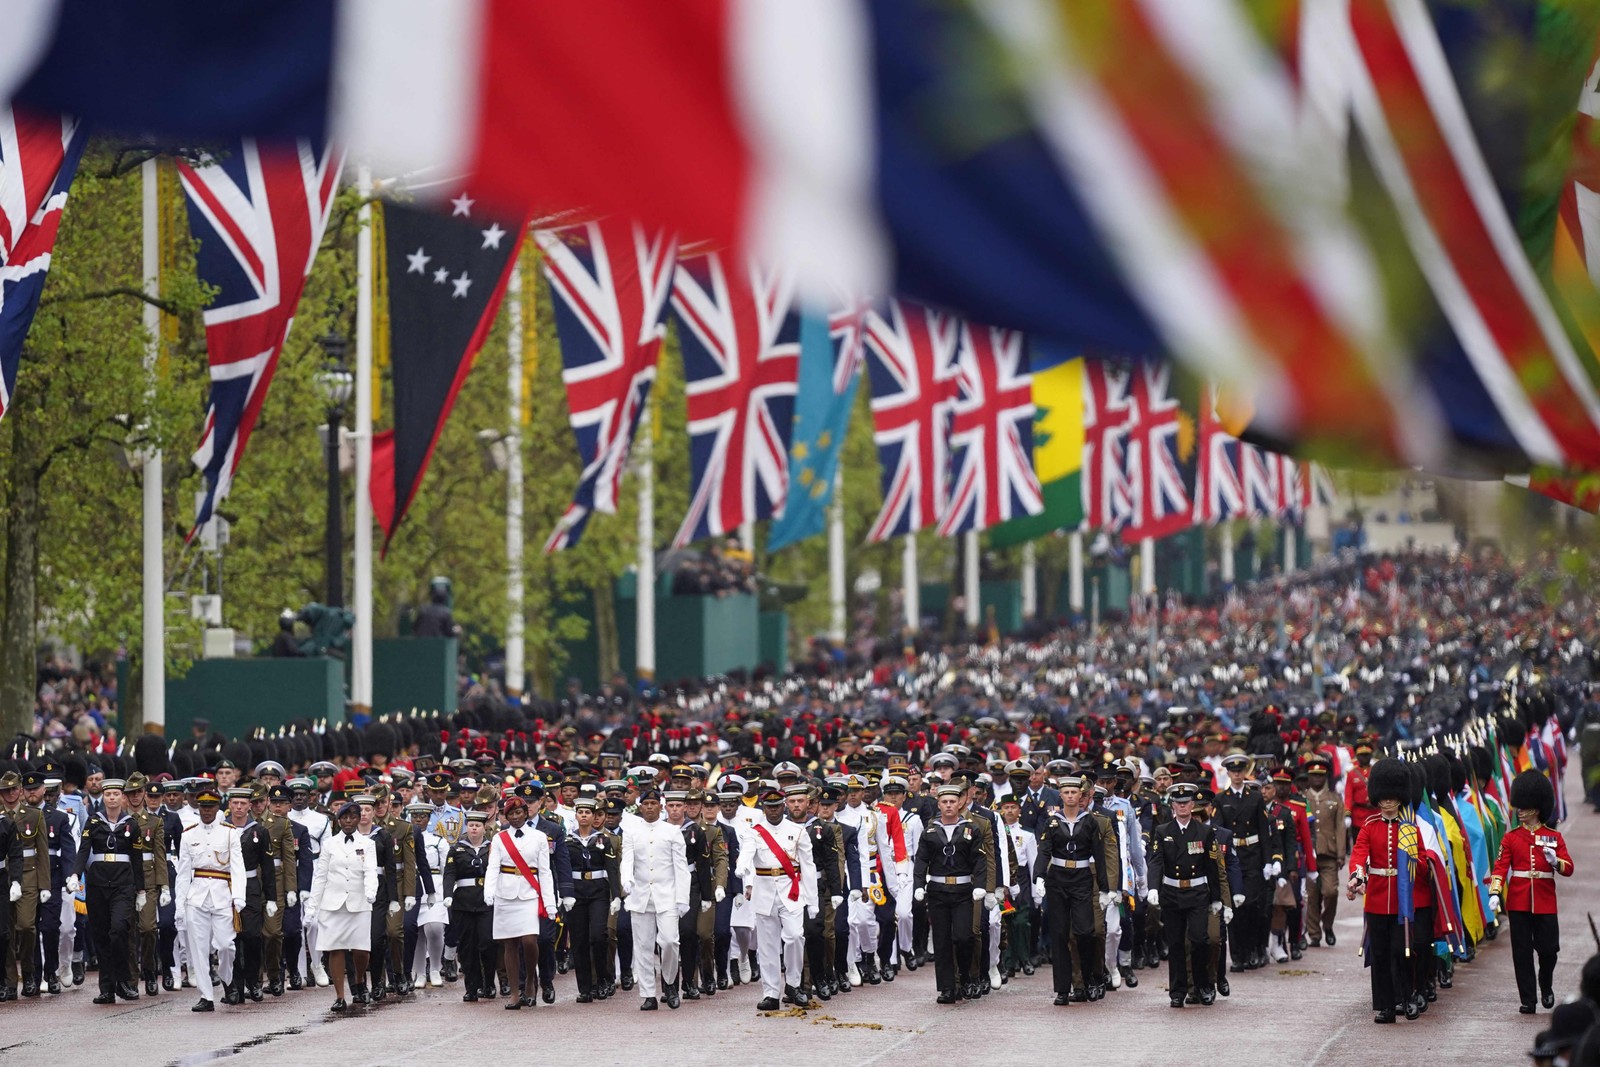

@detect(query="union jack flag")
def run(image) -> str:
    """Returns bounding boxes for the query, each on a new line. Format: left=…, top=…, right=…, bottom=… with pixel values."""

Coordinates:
left=1082, top=360, right=1136, bottom=532
left=1120, top=362, right=1195, bottom=544
left=1192, top=387, right=1245, bottom=526
left=938, top=324, right=1042, bottom=535
left=862, top=300, right=962, bottom=542
left=669, top=252, right=800, bottom=548
left=0, top=109, right=86, bottom=422
left=180, top=139, right=342, bottom=537
left=537, top=218, right=676, bottom=552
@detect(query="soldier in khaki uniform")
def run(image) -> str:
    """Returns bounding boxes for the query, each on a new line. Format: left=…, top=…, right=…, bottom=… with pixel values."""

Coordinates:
left=1300, top=756, right=1347, bottom=948
left=253, top=784, right=299, bottom=995
left=3, top=769, right=51, bottom=998
left=377, top=786, right=419, bottom=994
left=122, top=775, right=170, bottom=997
left=691, top=789, right=728, bottom=998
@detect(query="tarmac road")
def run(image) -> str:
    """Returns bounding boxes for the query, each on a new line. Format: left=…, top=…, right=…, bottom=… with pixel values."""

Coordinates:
left=11, top=774, right=1594, bottom=1067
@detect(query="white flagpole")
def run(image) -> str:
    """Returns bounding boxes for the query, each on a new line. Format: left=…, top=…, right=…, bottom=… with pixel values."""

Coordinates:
left=504, top=254, right=525, bottom=697
left=140, top=158, right=165, bottom=734
left=1020, top=541, right=1037, bottom=620
left=828, top=468, right=846, bottom=642
left=1220, top=522, right=1235, bottom=585
left=963, top=530, right=980, bottom=629
left=902, top=534, right=919, bottom=634
left=636, top=423, right=656, bottom=681
left=1139, top=536, right=1156, bottom=596
left=1068, top=529, right=1085, bottom=613
left=1283, top=521, right=1297, bottom=575
left=351, top=164, right=374, bottom=720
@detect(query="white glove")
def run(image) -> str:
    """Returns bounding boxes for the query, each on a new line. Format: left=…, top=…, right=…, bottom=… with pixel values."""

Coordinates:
left=1344, top=816, right=1352, bottom=829
left=388, top=900, right=401, bottom=915
left=848, top=889, right=862, bottom=903
left=1232, top=893, right=1245, bottom=907
left=677, top=902, right=690, bottom=917
left=1271, top=861, right=1282, bottom=877
left=365, top=893, right=377, bottom=906
left=971, top=886, right=986, bottom=901
left=984, top=892, right=998, bottom=910
left=608, top=898, right=620, bottom=915
left=304, top=905, right=318, bottom=923
left=66, top=875, right=80, bottom=894
left=1262, top=863, right=1275, bottom=878
left=562, top=896, right=577, bottom=910
left=1145, top=888, right=1160, bottom=906
left=233, top=897, right=247, bottom=912
left=1276, top=877, right=1288, bottom=888
left=805, top=904, right=817, bottom=920
left=1101, top=891, right=1118, bottom=910
left=830, top=895, right=843, bottom=908
left=442, top=896, right=453, bottom=909
left=913, top=887, right=926, bottom=902
left=1210, top=901, right=1223, bottom=914
left=1489, top=893, right=1501, bottom=914
left=700, top=900, right=713, bottom=913
left=1222, top=906, right=1234, bottom=923
left=7, top=883, right=19, bottom=902
left=158, top=887, right=171, bottom=908
left=1542, top=846, right=1558, bottom=866
left=40, top=889, right=52, bottom=904
left=404, top=895, right=416, bottom=910
left=266, top=901, right=279, bottom=918
left=714, top=885, right=726, bottom=903
left=1033, top=878, right=1046, bottom=900
left=136, top=891, right=148, bottom=910
left=285, top=891, right=298, bottom=907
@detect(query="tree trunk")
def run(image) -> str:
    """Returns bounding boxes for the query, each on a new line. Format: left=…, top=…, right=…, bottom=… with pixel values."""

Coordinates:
left=593, top=580, right=619, bottom=683
left=0, top=421, right=40, bottom=741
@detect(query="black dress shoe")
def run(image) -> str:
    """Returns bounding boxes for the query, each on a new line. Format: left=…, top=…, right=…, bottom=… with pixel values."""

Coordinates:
left=1022, top=962, right=1035, bottom=976
left=93, top=991, right=116, bottom=1005
left=1053, top=993, right=1070, bottom=1006
left=246, top=984, right=263, bottom=1002
left=1120, top=966, right=1138, bottom=989
left=717, top=975, right=729, bottom=990
left=702, top=979, right=717, bottom=997
left=756, top=996, right=779, bottom=1010
left=620, top=973, right=635, bottom=991
left=541, top=983, right=555, bottom=1005
left=1325, top=930, right=1336, bottom=947
left=1404, top=998, right=1420, bottom=1020
left=45, top=977, right=60, bottom=995
left=1543, top=990, right=1556, bottom=1009
left=937, top=991, right=958, bottom=1004
left=1520, top=1003, right=1538, bottom=1015
left=499, top=977, right=511, bottom=997
left=1217, top=975, right=1230, bottom=997
left=882, top=963, right=897, bottom=982
left=1290, top=945, right=1303, bottom=961
left=288, top=973, right=303, bottom=991
left=441, top=959, right=458, bottom=982
left=1423, top=986, right=1437, bottom=1003
left=268, top=979, right=285, bottom=997
left=682, top=985, right=700, bottom=1001
left=664, top=981, right=681, bottom=1009
left=1229, top=962, right=1246, bottom=973
left=574, top=992, right=593, bottom=1003
left=331, top=998, right=348, bottom=1012
left=72, top=962, right=86, bottom=985
left=164, top=973, right=178, bottom=992
left=481, top=985, right=497, bottom=1000
left=1199, top=988, right=1216, bottom=1006
left=522, top=995, right=537, bottom=1008
left=222, top=985, right=243, bottom=1006
left=1374, top=1009, right=1395, bottom=1023
left=783, top=984, right=802, bottom=1006
left=117, top=983, right=140, bottom=1001
left=141, top=977, right=156, bottom=997
left=192, top=998, right=214, bottom=1012
left=504, top=997, right=523, bottom=1010
left=1071, top=986, right=1088, bottom=1003
left=1170, top=996, right=1185, bottom=1008
left=352, top=986, right=369, bottom=1005
left=861, top=959, right=880, bottom=985
left=640, top=997, right=659, bottom=1011
left=463, top=990, right=479, bottom=1002
left=22, top=978, right=40, bottom=997
left=1185, top=989, right=1200, bottom=1005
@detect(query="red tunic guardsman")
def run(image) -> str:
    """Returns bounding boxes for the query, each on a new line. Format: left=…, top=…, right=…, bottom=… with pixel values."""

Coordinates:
left=1344, top=741, right=1375, bottom=832
left=1346, top=758, right=1415, bottom=1025
left=1489, top=770, right=1573, bottom=1015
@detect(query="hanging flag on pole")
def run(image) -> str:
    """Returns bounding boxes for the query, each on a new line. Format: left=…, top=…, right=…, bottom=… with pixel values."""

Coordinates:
left=1119, top=363, right=1198, bottom=544
left=370, top=197, right=522, bottom=549
left=0, top=108, right=85, bottom=424
left=1082, top=360, right=1137, bottom=533
left=989, top=340, right=1084, bottom=547
left=179, top=138, right=343, bottom=538
left=768, top=305, right=865, bottom=552
left=537, top=218, right=676, bottom=553
left=669, top=252, right=801, bottom=548
left=1192, top=387, right=1246, bottom=526
left=937, top=323, right=1041, bottom=535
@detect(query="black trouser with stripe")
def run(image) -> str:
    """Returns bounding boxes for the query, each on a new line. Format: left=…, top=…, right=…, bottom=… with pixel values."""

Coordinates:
left=1162, top=898, right=1210, bottom=999
left=452, top=907, right=494, bottom=993
left=569, top=891, right=609, bottom=995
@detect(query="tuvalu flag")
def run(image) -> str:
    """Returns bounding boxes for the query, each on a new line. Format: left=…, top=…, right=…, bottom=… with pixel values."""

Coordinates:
left=988, top=339, right=1083, bottom=547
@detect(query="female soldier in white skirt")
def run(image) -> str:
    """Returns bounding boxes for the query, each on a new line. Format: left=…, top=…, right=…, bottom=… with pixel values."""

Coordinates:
left=307, top=801, right=378, bottom=1011
left=483, top=795, right=555, bottom=1009
left=408, top=802, right=450, bottom=987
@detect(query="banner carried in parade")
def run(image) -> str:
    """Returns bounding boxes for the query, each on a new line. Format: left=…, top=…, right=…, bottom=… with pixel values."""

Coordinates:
left=179, top=138, right=342, bottom=538
left=537, top=218, right=677, bottom=553
left=669, top=252, right=800, bottom=548
left=0, top=108, right=84, bottom=424
left=371, top=198, right=521, bottom=549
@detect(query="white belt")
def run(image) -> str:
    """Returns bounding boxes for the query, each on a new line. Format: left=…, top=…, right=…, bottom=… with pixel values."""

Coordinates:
left=1050, top=858, right=1093, bottom=869
left=928, top=875, right=972, bottom=885
left=1511, top=870, right=1554, bottom=880
left=1162, top=876, right=1207, bottom=889
left=20, top=848, right=37, bottom=858
left=90, top=853, right=131, bottom=864
left=1235, top=834, right=1261, bottom=847
left=1367, top=867, right=1398, bottom=877
left=578, top=871, right=608, bottom=880
left=273, top=858, right=284, bottom=866
left=244, top=868, right=259, bottom=879
left=141, top=854, right=156, bottom=862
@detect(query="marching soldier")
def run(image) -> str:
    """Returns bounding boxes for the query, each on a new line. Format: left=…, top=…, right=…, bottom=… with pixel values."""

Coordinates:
left=377, top=785, right=420, bottom=995
left=736, top=786, right=817, bottom=1010
left=256, top=784, right=299, bottom=996
left=1347, top=757, right=1416, bottom=1023
left=2, top=769, right=49, bottom=999
left=692, top=788, right=728, bottom=998
left=912, top=782, right=987, bottom=1004
left=286, top=778, right=331, bottom=986
left=800, top=784, right=842, bottom=1000
left=1034, top=774, right=1112, bottom=1005
left=567, top=796, right=620, bottom=1002
left=1145, top=782, right=1225, bottom=1009
left=31, top=770, right=75, bottom=994
left=620, top=788, right=690, bottom=1010
left=73, top=778, right=144, bottom=1004
left=669, top=788, right=713, bottom=1001
left=122, top=774, right=170, bottom=997
left=1301, top=756, right=1347, bottom=949
left=443, top=810, right=496, bottom=1001
left=173, top=786, right=245, bottom=1011
left=223, top=786, right=276, bottom=1004
left=1490, top=770, right=1575, bottom=1014
left=1214, top=753, right=1281, bottom=971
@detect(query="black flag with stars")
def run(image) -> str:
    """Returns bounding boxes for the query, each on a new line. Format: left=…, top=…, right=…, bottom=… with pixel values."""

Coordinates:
left=371, top=194, right=521, bottom=548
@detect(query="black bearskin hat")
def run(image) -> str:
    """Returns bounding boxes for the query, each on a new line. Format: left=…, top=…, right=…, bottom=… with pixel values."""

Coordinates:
left=134, top=734, right=171, bottom=779
left=1367, top=757, right=1410, bottom=805
left=1509, top=770, right=1555, bottom=825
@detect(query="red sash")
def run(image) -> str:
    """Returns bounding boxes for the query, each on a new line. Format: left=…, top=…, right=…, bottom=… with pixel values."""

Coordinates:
left=753, top=823, right=802, bottom=902
left=878, top=803, right=907, bottom=863
left=497, top=830, right=549, bottom=918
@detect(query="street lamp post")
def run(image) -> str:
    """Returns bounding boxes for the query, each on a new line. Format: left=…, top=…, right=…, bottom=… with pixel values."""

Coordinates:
left=315, top=333, right=354, bottom=608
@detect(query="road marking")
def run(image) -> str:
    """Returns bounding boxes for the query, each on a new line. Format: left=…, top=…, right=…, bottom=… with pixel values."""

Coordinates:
left=1305, top=1020, right=1351, bottom=1067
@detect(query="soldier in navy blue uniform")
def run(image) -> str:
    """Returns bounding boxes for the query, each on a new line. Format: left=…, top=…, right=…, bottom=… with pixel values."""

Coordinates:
left=72, top=778, right=145, bottom=1004
left=913, top=782, right=989, bottom=1004
left=268, top=785, right=314, bottom=990
left=223, top=786, right=276, bottom=1004
left=516, top=781, right=574, bottom=1004
left=442, top=811, right=496, bottom=1001
left=566, top=796, right=620, bottom=1002
left=1034, top=774, right=1112, bottom=1005
left=33, top=770, right=75, bottom=994
left=713, top=783, right=744, bottom=989
left=154, top=780, right=186, bottom=990
left=1214, top=753, right=1282, bottom=971
left=1146, top=783, right=1226, bottom=1008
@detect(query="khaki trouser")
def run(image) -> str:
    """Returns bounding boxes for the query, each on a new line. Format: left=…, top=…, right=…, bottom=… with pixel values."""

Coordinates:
left=1305, top=855, right=1339, bottom=943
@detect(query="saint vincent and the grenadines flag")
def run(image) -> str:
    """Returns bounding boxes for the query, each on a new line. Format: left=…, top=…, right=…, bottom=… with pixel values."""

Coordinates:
left=988, top=341, right=1083, bottom=547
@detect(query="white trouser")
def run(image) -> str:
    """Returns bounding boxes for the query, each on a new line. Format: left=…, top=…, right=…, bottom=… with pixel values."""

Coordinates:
left=1102, top=900, right=1120, bottom=974
left=57, top=893, right=76, bottom=978
left=848, top=878, right=878, bottom=960
left=412, top=922, right=445, bottom=980
left=629, top=908, right=679, bottom=999
left=185, top=905, right=235, bottom=1003
left=754, top=907, right=805, bottom=1000
left=989, top=904, right=1003, bottom=967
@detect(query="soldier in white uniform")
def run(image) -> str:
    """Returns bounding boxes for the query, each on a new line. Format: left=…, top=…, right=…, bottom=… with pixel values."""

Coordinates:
left=407, top=802, right=450, bottom=987
left=172, top=787, right=245, bottom=1012
left=736, top=786, right=818, bottom=1010
left=285, top=778, right=330, bottom=985
left=619, top=788, right=690, bottom=1011
left=836, top=776, right=879, bottom=985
